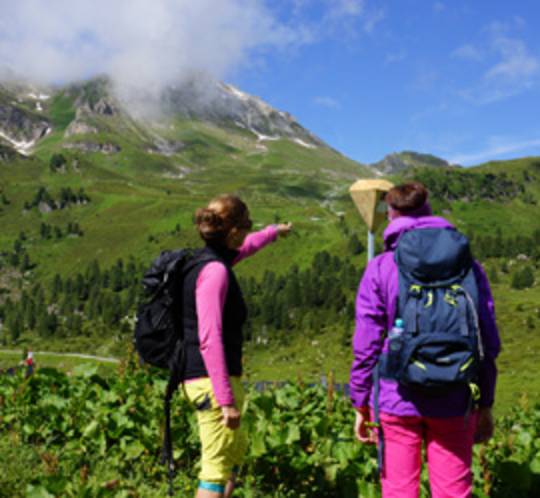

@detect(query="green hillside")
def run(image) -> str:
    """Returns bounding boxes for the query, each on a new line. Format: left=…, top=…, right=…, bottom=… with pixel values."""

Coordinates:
left=1, top=79, right=540, bottom=415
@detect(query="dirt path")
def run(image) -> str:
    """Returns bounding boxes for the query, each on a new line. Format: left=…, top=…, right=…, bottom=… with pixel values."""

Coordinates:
left=0, top=349, right=120, bottom=364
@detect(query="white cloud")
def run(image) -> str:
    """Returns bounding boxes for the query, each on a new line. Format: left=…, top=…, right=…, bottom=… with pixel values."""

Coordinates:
left=385, top=51, right=407, bottom=64
left=327, top=0, right=365, bottom=19
left=413, top=70, right=440, bottom=91
left=314, top=96, right=341, bottom=109
left=320, top=0, right=384, bottom=36
left=452, top=44, right=483, bottom=62
left=454, top=20, right=540, bottom=104
left=433, top=2, right=446, bottom=13
left=486, top=37, right=539, bottom=81
left=0, top=0, right=304, bottom=92
left=363, top=8, right=386, bottom=34
left=448, top=137, right=540, bottom=165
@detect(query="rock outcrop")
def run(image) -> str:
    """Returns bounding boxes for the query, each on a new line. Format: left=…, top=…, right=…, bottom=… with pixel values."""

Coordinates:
left=0, top=99, right=50, bottom=154
left=63, top=142, right=121, bottom=154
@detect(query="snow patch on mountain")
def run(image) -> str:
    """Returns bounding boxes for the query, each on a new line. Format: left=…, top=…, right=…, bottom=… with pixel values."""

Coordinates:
left=27, top=92, right=50, bottom=101
left=293, top=138, right=316, bottom=149
left=0, top=127, right=50, bottom=155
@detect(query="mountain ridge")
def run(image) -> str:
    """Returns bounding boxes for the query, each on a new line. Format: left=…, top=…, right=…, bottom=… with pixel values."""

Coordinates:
left=369, top=150, right=459, bottom=176
left=0, top=76, right=331, bottom=158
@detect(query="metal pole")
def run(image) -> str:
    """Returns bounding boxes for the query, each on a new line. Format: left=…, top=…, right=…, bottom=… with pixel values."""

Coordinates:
left=368, top=230, right=375, bottom=262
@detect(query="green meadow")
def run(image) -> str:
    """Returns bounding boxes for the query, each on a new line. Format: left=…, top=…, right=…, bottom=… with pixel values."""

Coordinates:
left=1, top=83, right=540, bottom=416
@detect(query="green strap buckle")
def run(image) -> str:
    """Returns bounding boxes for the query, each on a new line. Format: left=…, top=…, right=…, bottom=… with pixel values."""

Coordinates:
left=469, top=383, right=481, bottom=402
left=444, top=292, right=457, bottom=307
left=410, top=284, right=422, bottom=296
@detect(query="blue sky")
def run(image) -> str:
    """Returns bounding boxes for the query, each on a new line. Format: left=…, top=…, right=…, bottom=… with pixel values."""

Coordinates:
left=2, top=0, right=539, bottom=166
left=231, top=0, right=540, bottom=166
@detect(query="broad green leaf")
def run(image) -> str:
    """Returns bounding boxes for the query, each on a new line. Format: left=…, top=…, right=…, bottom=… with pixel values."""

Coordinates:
left=286, top=424, right=301, bottom=444
left=26, top=485, right=55, bottom=498
left=124, top=441, right=145, bottom=459
left=250, top=432, right=267, bottom=457
left=82, top=420, right=99, bottom=438
left=72, top=364, right=99, bottom=378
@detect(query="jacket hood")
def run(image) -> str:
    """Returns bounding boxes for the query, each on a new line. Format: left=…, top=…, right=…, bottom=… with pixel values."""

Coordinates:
left=383, top=215, right=455, bottom=251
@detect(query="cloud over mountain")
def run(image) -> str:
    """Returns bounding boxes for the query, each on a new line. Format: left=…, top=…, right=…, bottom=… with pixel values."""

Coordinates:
left=0, top=0, right=300, bottom=92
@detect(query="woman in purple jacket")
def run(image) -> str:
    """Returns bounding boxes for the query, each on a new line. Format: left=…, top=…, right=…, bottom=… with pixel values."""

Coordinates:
left=350, top=182, right=500, bottom=498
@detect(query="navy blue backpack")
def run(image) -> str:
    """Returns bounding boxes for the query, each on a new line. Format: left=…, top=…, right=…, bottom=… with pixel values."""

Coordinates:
left=374, top=228, right=485, bottom=473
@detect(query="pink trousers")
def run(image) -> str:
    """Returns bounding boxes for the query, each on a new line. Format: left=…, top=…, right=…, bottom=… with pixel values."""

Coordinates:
left=378, top=412, right=478, bottom=498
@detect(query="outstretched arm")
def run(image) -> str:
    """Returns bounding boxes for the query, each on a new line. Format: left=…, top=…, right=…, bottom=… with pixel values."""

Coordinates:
left=232, top=223, right=292, bottom=265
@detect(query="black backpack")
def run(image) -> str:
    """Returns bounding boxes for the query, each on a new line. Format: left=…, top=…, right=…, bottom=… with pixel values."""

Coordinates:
left=134, top=249, right=213, bottom=496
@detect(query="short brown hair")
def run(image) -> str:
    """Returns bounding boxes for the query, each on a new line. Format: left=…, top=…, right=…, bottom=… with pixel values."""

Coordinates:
left=195, top=194, right=252, bottom=245
left=386, top=182, right=428, bottom=213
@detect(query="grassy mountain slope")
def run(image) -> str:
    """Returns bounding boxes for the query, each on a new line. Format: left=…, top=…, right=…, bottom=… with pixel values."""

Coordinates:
left=1, top=79, right=540, bottom=414
left=0, top=81, right=372, bottom=283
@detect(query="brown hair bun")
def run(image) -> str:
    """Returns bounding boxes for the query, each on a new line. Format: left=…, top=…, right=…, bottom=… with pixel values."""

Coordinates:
left=195, top=194, right=252, bottom=245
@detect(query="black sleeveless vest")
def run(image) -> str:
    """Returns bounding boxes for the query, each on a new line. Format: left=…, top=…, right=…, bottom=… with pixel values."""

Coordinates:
left=182, top=245, right=247, bottom=380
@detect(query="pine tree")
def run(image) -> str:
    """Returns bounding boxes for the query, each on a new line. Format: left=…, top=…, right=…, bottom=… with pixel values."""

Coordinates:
left=7, top=311, right=23, bottom=343
left=45, top=312, right=58, bottom=336
left=75, top=273, right=88, bottom=301
left=86, top=260, right=101, bottom=287
left=49, top=153, right=67, bottom=171
left=284, top=272, right=301, bottom=308
left=102, top=270, right=110, bottom=288
left=50, top=274, right=63, bottom=301
left=488, top=266, right=499, bottom=284
left=521, top=266, right=535, bottom=288
left=112, top=259, right=124, bottom=292
left=347, top=233, right=364, bottom=255
left=20, top=253, right=31, bottom=272
left=72, top=314, right=83, bottom=336
left=511, top=270, right=524, bottom=290
left=25, top=298, right=37, bottom=330
left=511, top=267, right=534, bottom=290
left=9, top=251, right=20, bottom=267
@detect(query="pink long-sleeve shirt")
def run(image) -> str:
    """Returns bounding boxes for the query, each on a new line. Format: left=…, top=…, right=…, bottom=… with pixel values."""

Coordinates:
left=194, top=225, right=278, bottom=406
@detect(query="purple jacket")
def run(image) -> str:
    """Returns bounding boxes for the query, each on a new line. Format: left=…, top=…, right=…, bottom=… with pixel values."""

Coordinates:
left=349, top=215, right=501, bottom=417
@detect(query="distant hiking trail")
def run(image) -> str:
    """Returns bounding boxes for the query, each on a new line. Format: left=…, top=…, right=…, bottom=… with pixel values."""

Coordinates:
left=0, top=350, right=120, bottom=364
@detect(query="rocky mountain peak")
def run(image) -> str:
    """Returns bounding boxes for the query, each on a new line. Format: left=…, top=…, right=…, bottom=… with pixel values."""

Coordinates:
left=1, top=74, right=330, bottom=156
left=370, top=150, right=458, bottom=175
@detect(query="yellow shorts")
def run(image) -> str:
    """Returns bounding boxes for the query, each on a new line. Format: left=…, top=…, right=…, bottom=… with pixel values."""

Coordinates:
left=183, top=377, right=248, bottom=484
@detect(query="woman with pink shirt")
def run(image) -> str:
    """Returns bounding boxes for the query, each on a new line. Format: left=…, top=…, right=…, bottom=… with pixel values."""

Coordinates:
left=182, top=194, right=292, bottom=498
